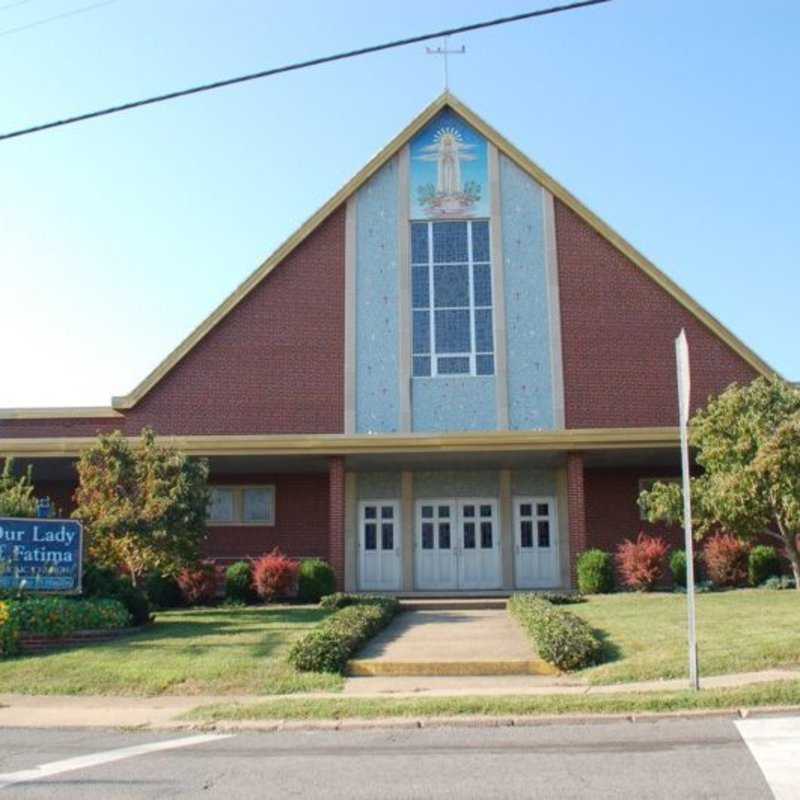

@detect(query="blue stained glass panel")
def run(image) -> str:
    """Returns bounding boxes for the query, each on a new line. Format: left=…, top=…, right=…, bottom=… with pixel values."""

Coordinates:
left=473, top=264, right=492, bottom=306
left=434, top=309, right=470, bottom=352
left=476, top=354, right=494, bottom=375
left=437, top=356, right=470, bottom=374
left=472, top=220, right=490, bottom=261
left=434, top=264, right=469, bottom=307
left=413, top=311, right=430, bottom=354
left=411, top=223, right=428, bottom=264
left=412, top=266, right=429, bottom=308
left=432, top=221, right=468, bottom=263
left=475, top=308, right=494, bottom=351
left=413, top=356, right=431, bottom=377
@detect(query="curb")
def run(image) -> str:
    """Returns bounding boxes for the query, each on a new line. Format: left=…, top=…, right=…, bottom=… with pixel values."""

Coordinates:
left=158, top=703, right=800, bottom=734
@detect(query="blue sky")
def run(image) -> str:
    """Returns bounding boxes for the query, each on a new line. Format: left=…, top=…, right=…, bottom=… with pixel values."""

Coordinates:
left=2, top=0, right=798, bottom=407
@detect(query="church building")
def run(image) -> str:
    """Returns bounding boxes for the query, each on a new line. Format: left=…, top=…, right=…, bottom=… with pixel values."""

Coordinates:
left=0, top=93, right=775, bottom=593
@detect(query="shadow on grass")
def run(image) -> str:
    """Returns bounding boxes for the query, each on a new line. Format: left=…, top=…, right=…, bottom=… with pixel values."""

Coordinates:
left=592, top=626, right=622, bottom=666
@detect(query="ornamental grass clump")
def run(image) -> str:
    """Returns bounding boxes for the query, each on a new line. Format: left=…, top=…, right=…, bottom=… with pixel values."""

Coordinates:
left=288, top=596, right=399, bottom=673
left=508, top=593, right=601, bottom=671
left=615, top=534, right=669, bottom=591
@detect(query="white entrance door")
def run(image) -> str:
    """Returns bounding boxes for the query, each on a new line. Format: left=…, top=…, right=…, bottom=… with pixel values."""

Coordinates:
left=415, top=500, right=458, bottom=590
left=415, top=499, right=501, bottom=590
left=457, top=499, right=502, bottom=590
left=513, top=496, right=559, bottom=588
left=358, top=500, right=401, bottom=591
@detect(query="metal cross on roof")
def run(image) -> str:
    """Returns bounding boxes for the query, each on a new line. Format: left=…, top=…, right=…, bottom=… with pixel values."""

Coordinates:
left=425, top=36, right=465, bottom=91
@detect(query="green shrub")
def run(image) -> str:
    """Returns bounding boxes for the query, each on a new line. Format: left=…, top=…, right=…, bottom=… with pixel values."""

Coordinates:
left=288, top=597, right=399, bottom=673
left=528, top=591, right=585, bottom=605
left=508, top=593, right=601, bottom=671
left=82, top=563, right=152, bottom=625
left=577, top=550, right=615, bottom=594
left=748, top=545, right=781, bottom=587
left=144, top=572, right=183, bottom=610
left=297, top=559, right=336, bottom=604
left=319, top=592, right=395, bottom=611
left=670, top=549, right=688, bottom=588
left=0, top=600, right=20, bottom=657
left=225, top=561, right=255, bottom=605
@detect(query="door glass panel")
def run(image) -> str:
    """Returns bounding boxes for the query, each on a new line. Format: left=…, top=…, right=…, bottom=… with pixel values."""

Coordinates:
left=438, top=505, right=451, bottom=518
left=364, top=506, right=377, bottom=520
left=480, top=521, right=493, bottom=548
left=421, top=505, right=434, bottom=519
left=536, top=503, right=549, bottom=517
left=421, top=522, right=434, bottom=549
left=439, top=523, right=451, bottom=549
left=463, top=522, right=476, bottom=549
left=537, top=520, right=551, bottom=548
left=520, top=520, right=533, bottom=548
left=519, top=503, right=532, bottom=518
left=381, top=523, right=394, bottom=550
left=480, top=504, right=492, bottom=517
left=365, top=523, right=377, bottom=550
left=381, top=506, right=394, bottom=520
left=463, top=504, right=475, bottom=518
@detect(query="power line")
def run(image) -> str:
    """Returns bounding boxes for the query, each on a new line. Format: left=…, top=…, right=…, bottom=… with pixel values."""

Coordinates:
left=0, top=0, right=117, bottom=36
left=0, top=0, right=36, bottom=11
left=0, top=0, right=611, bottom=142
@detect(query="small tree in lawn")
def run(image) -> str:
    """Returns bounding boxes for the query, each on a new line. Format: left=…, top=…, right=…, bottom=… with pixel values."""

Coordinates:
left=0, top=459, right=38, bottom=518
left=640, top=378, right=800, bottom=591
left=73, top=428, right=210, bottom=587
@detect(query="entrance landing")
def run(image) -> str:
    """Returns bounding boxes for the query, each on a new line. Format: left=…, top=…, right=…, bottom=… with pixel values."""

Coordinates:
left=347, top=609, right=558, bottom=677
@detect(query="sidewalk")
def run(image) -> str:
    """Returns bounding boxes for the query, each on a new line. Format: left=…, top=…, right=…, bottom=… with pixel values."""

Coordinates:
left=0, top=668, right=796, bottom=730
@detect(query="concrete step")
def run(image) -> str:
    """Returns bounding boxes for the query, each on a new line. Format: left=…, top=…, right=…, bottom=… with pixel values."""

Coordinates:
left=346, top=658, right=558, bottom=677
left=398, top=598, right=509, bottom=611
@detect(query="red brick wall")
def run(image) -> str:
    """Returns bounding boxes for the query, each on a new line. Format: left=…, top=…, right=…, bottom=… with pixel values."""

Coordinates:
left=203, top=473, right=329, bottom=563
left=584, top=467, right=684, bottom=557
left=1, top=205, right=346, bottom=440
left=555, top=200, right=759, bottom=428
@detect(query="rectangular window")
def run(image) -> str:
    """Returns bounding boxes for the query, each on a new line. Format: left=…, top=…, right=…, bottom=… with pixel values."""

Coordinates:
left=208, top=485, right=275, bottom=526
left=411, top=219, right=494, bottom=377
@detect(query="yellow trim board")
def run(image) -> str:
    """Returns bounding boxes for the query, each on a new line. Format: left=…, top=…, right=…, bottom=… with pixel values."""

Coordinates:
left=0, top=426, right=680, bottom=459
left=0, top=407, right=122, bottom=420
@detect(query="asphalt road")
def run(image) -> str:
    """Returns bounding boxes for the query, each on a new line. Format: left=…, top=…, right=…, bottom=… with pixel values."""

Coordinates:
left=0, top=715, right=795, bottom=799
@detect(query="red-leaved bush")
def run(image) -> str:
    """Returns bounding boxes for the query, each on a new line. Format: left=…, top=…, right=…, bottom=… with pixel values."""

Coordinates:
left=702, top=533, right=749, bottom=588
left=177, top=562, right=217, bottom=605
left=252, top=549, right=299, bottom=602
left=615, top=533, right=669, bottom=591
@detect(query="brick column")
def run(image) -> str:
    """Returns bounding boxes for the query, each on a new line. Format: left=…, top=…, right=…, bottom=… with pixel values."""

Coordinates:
left=567, top=452, right=588, bottom=589
left=328, top=455, right=346, bottom=590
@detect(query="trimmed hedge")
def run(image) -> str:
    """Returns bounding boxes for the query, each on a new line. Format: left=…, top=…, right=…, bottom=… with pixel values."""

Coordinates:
left=297, top=559, right=336, bottom=604
left=288, top=596, right=399, bottom=673
left=225, top=561, right=256, bottom=605
left=318, top=592, right=391, bottom=611
left=82, top=563, right=152, bottom=625
left=670, top=549, right=688, bottom=588
left=508, top=593, right=601, bottom=671
left=748, top=545, right=780, bottom=588
left=144, top=572, right=183, bottom=610
left=0, top=597, right=131, bottom=657
left=577, top=549, right=615, bottom=594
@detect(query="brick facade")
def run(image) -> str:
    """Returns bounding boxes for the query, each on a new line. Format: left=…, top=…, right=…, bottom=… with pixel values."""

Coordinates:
left=566, top=452, right=588, bottom=588
left=327, top=456, right=346, bottom=591
left=555, top=199, right=758, bottom=429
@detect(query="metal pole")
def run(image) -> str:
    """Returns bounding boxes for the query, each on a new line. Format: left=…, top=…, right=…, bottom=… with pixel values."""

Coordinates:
left=676, top=330, right=699, bottom=690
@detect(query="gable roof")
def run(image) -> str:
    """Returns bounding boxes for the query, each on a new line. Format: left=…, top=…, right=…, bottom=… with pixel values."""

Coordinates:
left=4, top=91, right=780, bottom=419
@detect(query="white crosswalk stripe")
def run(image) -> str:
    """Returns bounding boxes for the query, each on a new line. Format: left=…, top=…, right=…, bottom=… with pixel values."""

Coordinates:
left=736, top=715, right=800, bottom=800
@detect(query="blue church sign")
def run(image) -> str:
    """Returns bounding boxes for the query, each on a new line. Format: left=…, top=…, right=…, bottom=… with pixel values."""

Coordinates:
left=0, top=518, right=83, bottom=593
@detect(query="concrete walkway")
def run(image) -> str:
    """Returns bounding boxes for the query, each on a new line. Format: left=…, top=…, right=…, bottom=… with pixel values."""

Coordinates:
left=0, top=670, right=796, bottom=729
left=348, top=609, right=557, bottom=676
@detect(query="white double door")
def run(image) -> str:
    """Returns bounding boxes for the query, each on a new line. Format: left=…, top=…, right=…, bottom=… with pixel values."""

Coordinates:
left=415, top=498, right=501, bottom=590
left=513, top=496, right=559, bottom=588
left=358, top=500, right=401, bottom=591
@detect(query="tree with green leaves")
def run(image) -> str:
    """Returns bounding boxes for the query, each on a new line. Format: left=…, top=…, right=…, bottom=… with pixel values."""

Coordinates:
left=640, top=377, right=800, bottom=590
left=73, top=428, right=210, bottom=586
left=0, top=459, right=38, bottom=518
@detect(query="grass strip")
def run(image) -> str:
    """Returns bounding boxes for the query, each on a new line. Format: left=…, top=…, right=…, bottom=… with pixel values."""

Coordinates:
left=184, top=679, right=800, bottom=722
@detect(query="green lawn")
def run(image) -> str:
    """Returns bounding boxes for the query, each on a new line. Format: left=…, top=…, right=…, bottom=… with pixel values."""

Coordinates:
left=0, top=606, right=343, bottom=696
left=570, top=589, right=800, bottom=685
left=185, top=679, right=800, bottom=722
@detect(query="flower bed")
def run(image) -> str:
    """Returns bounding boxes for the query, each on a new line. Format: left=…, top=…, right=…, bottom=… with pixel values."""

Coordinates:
left=0, top=597, right=131, bottom=657
left=508, top=593, right=601, bottom=671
